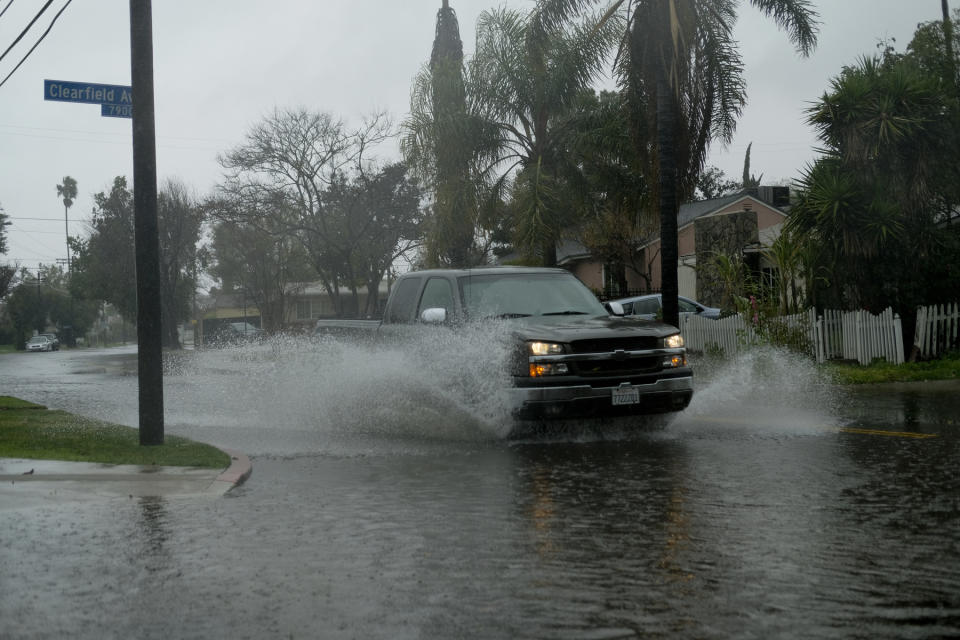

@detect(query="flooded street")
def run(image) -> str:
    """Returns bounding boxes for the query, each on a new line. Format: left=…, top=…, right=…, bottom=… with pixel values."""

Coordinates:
left=1, top=341, right=959, bottom=639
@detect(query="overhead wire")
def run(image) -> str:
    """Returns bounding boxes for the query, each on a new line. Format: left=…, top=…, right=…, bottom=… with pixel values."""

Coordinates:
left=0, top=0, right=15, bottom=21
left=0, top=0, right=72, bottom=90
left=0, top=0, right=54, bottom=65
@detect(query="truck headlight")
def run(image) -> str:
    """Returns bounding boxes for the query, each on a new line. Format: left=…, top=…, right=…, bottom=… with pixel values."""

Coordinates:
left=528, top=341, right=565, bottom=355
left=529, top=363, right=570, bottom=377
left=664, top=334, right=684, bottom=349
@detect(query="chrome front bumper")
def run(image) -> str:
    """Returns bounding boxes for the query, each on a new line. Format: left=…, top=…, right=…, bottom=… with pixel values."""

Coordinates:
left=509, top=375, right=694, bottom=419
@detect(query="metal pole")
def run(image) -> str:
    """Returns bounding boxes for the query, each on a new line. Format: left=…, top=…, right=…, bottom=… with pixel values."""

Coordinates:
left=130, top=0, right=164, bottom=445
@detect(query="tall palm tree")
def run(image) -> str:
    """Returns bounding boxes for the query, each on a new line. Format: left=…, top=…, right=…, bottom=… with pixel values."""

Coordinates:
left=601, top=0, right=818, bottom=326
left=56, top=176, right=78, bottom=272
left=469, top=3, right=622, bottom=265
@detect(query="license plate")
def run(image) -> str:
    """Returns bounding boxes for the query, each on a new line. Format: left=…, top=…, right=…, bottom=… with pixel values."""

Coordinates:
left=612, top=386, right=640, bottom=406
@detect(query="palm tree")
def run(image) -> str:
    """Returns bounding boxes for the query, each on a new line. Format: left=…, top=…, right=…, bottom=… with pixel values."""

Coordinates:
left=601, top=0, right=818, bottom=326
left=471, top=3, right=622, bottom=265
left=56, top=176, right=78, bottom=272
left=405, top=1, right=622, bottom=267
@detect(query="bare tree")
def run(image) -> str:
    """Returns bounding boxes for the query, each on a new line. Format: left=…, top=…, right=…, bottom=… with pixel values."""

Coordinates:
left=218, top=108, right=416, bottom=317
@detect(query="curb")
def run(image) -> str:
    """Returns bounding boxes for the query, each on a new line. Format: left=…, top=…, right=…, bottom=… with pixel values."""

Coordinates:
left=212, top=448, right=252, bottom=491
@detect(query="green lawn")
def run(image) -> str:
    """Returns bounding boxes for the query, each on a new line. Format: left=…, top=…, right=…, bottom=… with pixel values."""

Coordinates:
left=0, top=396, right=231, bottom=468
left=823, top=354, right=960, bottom=384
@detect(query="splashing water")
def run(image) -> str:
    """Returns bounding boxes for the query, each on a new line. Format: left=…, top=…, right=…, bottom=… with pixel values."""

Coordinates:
left=163, top=324, right=520, bottom=454
left=674, top=345, right=842, bottom=436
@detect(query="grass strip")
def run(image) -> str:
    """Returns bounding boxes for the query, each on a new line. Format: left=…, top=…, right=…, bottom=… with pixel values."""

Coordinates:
left=0, top=396, right=230, bottom=468
left=823, top=355, right=960, bottom=384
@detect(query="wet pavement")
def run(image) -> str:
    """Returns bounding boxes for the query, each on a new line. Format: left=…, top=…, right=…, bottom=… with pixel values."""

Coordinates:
left=1, top=342, right=959, bottom=639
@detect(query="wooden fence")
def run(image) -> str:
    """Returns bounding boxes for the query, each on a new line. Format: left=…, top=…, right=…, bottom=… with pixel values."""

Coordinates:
left=913, top=302, right=960, bottom=358
left=680, top=307, right=906, bottom=365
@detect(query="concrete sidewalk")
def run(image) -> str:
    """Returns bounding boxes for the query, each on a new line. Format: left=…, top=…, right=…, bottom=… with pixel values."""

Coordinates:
left=0, top=449, right=251, bottom=508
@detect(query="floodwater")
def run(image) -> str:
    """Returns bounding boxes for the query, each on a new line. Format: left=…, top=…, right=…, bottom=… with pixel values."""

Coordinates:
left=1, top=336, right=958, bottom=639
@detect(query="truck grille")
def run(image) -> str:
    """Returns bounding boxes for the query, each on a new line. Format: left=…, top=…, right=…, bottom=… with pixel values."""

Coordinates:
left=573, top=357, right=661, bottom=376
left=570, top=337, right=658, bottom=353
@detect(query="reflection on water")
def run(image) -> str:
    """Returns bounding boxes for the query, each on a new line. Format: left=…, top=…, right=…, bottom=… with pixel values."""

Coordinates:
left=2, top=341, right=959, bottom=638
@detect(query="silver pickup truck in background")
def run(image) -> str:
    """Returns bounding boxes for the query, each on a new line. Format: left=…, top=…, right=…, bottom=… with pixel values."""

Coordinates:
left=315, top=267, right=693, bottom=421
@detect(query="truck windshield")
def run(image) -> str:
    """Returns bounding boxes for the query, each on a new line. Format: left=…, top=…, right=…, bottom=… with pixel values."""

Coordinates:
left=459, top=273, right=607, bottom=320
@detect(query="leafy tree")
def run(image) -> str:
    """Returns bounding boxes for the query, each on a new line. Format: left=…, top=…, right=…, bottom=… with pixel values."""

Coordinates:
left=5, top=265, right=97, bottom=348
left=324, top=163, right=423, bottom=316
left=789, top=45, right=960, bottom=316
left=70, top=177, right=204, bottom=347
left=156, top=180, right=205, bottom=348
left=207, top=192, right=317, bottom=331
left=0, top=201, right=10, bottom=254
left=601, top=0, right=818, bottom=326
left=567, top=89, right=653, bottom=292
left=70, top=177, right=138, bottom=321
left=694, top=165, right=740, bottom=200
left=0, top=203, right=14, bottom=300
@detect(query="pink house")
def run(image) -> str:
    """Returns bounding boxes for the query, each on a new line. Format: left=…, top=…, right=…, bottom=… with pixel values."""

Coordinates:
left=560, top=188, right=790, bottom=305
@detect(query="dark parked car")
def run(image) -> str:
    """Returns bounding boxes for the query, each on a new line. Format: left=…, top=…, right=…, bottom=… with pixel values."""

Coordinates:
left=610, top=293, right=721, bottom=321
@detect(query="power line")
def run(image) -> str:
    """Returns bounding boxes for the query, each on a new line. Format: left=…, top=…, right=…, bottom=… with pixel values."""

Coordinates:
left=0, top=1, right=15, bottom=22
left=0, top=0, right=72, bottom=90
left=8, top=216, right=88, bottom=222
left=0, top=0, right=54, bottom=65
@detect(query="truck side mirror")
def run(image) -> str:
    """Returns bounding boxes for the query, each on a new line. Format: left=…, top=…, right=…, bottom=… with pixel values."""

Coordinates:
left=420, top=307, right=447, bottom=324
left=605, top=301, right=625, bottom=316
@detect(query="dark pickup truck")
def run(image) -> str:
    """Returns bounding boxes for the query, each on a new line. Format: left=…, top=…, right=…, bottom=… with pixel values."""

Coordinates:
left=314, top=267, right=693, bottom=421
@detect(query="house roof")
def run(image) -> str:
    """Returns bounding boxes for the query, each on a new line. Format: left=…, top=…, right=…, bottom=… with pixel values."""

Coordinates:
left=677, top=192, right=746, bottom=229
left=557, top=191, right=789, bottom=266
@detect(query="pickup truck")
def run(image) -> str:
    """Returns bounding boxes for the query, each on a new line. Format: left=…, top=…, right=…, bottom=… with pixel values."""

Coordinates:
left=314, top=267, right=693, bottom=421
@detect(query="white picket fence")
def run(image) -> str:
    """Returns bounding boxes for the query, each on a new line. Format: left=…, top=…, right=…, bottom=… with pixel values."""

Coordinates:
left=913, top=302, right=960, bottom=358
left=680, top=307, right=905, bottom=365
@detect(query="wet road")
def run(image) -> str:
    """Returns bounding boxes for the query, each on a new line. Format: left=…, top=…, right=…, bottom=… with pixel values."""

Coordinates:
left=1, top=342, right=959, bottom=639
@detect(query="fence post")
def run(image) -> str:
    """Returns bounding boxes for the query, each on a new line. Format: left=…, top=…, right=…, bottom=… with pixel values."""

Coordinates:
left=893, top=313, right=904, bottom=364
left=913, top=306, right=927, bottom=360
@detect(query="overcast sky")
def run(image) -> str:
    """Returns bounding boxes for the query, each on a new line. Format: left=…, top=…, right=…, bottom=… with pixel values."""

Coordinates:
left=0, top=0, right=947, bottom=270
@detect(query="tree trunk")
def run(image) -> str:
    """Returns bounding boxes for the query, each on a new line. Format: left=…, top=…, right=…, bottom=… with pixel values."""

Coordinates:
left=944, top=0, right=956, bottom=92
left=657, top=74, right=680, bottom=328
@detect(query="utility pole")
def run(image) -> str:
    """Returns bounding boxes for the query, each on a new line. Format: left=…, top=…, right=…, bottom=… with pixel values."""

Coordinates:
left=130, top=0, right=164, bottom=445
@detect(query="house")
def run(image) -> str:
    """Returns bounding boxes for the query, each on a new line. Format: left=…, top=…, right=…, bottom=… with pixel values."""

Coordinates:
left=285, top=279, right=392, bottom=329
left=196, top=291, right=261, bottom=343
left=560, top=187, right=790, bottom=306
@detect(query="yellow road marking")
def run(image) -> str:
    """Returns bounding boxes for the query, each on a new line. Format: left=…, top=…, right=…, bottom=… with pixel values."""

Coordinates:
left=681, top=415, right=938, bottom=438
left=837, top=427, right=938, bottom=439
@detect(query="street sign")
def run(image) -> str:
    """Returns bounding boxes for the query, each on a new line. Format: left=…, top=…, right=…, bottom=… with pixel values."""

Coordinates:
left=101, top=103, right=132, bottom=118
left=44, top=79, right=133, bottom=118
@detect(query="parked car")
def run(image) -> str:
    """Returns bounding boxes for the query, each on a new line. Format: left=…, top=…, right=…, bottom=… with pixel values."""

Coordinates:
left=611, top=293, right=721, bottom=321
left=209, top=322, right=264, bottom=346
left=25, top=335, right=54, bottom=352
left=39, top=333, right=60, bottom=350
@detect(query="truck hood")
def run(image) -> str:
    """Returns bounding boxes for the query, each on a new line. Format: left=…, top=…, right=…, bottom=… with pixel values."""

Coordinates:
left=509, top=314, right=679, bottom=343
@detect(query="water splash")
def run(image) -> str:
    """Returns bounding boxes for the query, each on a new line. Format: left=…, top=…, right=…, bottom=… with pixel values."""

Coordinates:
left=674, top=345, right=841, bottom=436
left=165, top=324, right=520, bottom=453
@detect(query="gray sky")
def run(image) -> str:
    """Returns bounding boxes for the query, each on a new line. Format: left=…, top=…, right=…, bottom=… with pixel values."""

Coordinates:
left=0, top=0, right=947, bottom=270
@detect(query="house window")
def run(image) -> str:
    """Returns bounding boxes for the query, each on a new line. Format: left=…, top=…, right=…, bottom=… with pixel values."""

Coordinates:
left=296, top=301, right=312, bottom=321
left=602, top=263, right=622, bottom=297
